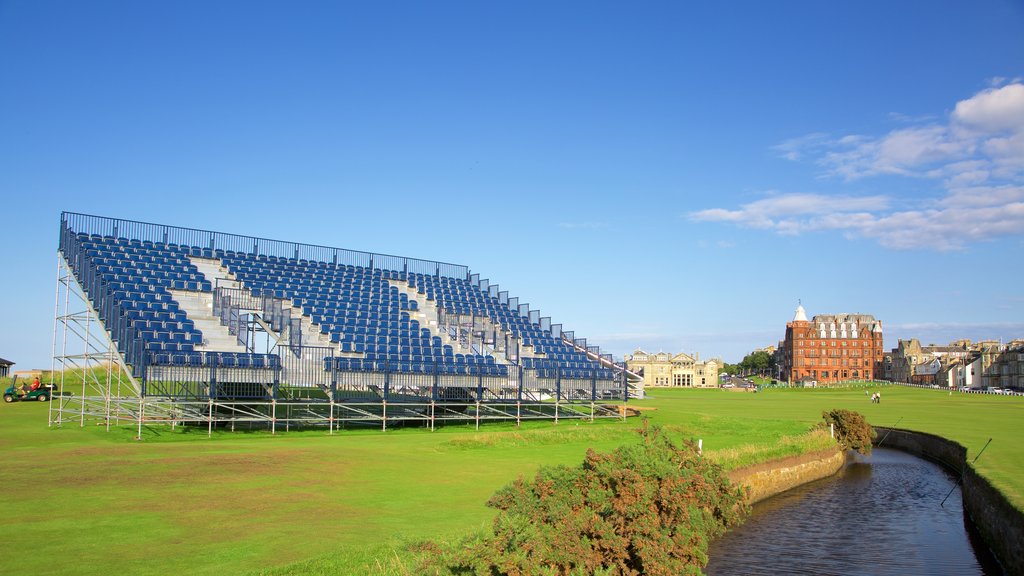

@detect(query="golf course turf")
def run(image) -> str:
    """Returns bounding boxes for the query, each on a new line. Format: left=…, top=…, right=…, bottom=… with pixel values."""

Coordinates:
left=1, top=383, right=1020, bottom=575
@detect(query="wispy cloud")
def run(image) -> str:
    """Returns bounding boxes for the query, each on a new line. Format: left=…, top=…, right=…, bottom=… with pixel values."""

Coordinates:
left=887, top=321, right=1024, bottom=347
left=692, top=82, right=1024, bottom=250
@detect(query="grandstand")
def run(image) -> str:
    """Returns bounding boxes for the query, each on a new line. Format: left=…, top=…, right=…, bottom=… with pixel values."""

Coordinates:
left=51, top=213, right=638, bottom=434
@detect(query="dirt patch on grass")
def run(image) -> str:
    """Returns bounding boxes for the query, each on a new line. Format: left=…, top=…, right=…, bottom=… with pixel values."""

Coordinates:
left=606, top=404, right=655, bottom=417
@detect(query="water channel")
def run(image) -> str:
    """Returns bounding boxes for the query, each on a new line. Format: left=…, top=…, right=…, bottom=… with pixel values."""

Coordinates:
left=706, top=447, right=1003, bottom=575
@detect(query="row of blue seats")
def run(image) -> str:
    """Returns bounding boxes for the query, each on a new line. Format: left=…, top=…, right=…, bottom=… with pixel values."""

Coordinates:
left=304, top=302, right=418, bottom=315
left=324, top=357, right=509, bottom=376
left=132, top=319, right=196, bottom=332
left=118, top=299, right=185, bottom=313
left=83, top=240, right=188, bottom=258
left=309, top=308, right=417, bottom=321
left=112, top=289, right=178, bottom=303
left=101, top=270, right=207, bottom=284
left=137, top=330, right=203, bottom=344
left=522, top=353, right=593, bottom=367
left=349, top=351, right=492, bottom=363
left=527, top=368, right=615, bottom=380
left=104, top=277, right=205, bottom=291
left=337, top=339, right=449, bottom=350
left=149, top=351, right=282, bottom=368
left=126, top=309, right=188, bottom=322
left=91, top=254, right=191, bottom=266
left=81, top=234, right=181, bottom=249
left=314, top=308, right=413, bottom=320
left=239, top=277, right=395, bottom=290
left=300, top=292, right=413, bottom=304
left=145, top=342, right=197, bottom=352
left=524, top=348, right=589, bottom=360
left=112, top=290, right=174, bottom=303
left=327, top=332, right=436, bottom=344
left=274, top=284, right=401, bottom=297
left=292, top=292, right=407, bottom=304
left=331, top=336, right=442, bottom=348
left=84, top=243, right=187, bottom=256
left=333, top=330, right=434, bottom=342
left=332, top=326, right=432, bottom=338
left=226, top=255, right=392, bottom=269
left=239, top=270, right=393, bottom=282
left=316, top=318, right=429, bottom=331
left=308, top=309, right=407, bottom=322
left=338, top=342, right=455, bottom=355
left=226, top=262, right=401, bottom=279
left=97, top=263, right=199, bottom=276
left=327, top=323, right=423, bottom=336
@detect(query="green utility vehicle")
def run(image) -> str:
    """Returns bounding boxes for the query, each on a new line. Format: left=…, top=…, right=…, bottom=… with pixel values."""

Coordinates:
left=3, top=378, right=55, bottom=403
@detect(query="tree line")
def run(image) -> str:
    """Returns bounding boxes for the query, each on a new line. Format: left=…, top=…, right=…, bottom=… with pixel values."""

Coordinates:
left=723, top=349, right=776, bottom=377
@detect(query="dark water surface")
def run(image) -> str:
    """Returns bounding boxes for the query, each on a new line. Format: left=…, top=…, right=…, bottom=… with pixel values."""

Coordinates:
left=706, top=448, right=1002, bottom=575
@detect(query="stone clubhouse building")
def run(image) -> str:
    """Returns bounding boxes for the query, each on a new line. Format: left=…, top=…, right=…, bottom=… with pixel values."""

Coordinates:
left=624, top=350, right=720, bottom=389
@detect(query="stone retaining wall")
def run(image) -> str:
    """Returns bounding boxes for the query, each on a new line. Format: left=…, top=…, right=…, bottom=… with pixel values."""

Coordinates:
left=874, top=427, right=1024, bottom=575
left=729, top=449, right=846, bottom=505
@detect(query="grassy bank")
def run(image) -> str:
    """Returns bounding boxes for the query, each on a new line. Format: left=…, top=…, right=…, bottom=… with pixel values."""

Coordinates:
left=0, top=385, right=1020, bottom=575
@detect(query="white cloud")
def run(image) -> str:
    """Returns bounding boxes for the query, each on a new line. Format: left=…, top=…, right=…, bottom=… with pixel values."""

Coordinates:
left=813, top=83, right=1024, bottom=181
left=689, top=186, right=1024, bottom=251
left=772, top=133, right=829, bottom=161
left=952, top=83, right=1024, bottom=134
left=821, top=125, right=973, bottom=179
left=693, top=83, right=1024, bottom=250
left=887, top=321, right=1024, bottom=348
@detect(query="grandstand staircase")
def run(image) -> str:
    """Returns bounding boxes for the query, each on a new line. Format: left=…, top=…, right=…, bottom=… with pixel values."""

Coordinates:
left=178, top=257, right=249, bottom=351
left=185, top=256, right=338, bottom=395
left=390, top=279, right=478, bottom=357
left=170, top=289, right=249, bottom=352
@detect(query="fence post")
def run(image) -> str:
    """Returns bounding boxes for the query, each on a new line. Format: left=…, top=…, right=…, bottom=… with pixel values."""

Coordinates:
left=555, top=365, right=561, bottom=425
left=477, top=365, right=484, bottom=402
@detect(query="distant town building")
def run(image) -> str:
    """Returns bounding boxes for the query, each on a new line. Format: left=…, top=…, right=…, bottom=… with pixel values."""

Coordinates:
left=929, top=336, right=1024, bottom=389
left=889, top=339, right=969, bottom=385
left=778, top=305, right=885, bottom=385
left=624, top=350, right=720, bottom=389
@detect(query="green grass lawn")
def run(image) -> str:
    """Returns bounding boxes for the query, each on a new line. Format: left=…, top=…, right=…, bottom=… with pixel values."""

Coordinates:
left=1, top=385, right=1020, bottom=575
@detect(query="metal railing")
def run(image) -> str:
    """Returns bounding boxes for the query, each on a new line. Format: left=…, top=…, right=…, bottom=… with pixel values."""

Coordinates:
left=62, top=212, right=470, bottom=279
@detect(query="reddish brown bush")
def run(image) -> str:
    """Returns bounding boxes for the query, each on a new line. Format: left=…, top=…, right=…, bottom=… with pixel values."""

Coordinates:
left=821, top=409, right=874, bottom=455
left=431, top=423, right=749, bottom=575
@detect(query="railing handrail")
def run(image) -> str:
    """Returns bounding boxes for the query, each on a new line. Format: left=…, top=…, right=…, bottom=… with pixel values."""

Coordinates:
left=62, top=211, right=470, bottom=279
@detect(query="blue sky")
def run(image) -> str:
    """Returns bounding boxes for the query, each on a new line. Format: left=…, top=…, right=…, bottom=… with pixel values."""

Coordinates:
left=2, top=1, right=1023, bottom=370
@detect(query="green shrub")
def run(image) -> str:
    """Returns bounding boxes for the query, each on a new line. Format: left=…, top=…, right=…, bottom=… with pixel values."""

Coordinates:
left=821, top=409, right=873, bottom=455
left=429, top=422, right=749, bottom=575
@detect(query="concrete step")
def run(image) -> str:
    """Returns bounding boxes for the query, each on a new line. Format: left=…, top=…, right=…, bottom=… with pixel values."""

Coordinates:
left=169, top=290, right=248, bottom=352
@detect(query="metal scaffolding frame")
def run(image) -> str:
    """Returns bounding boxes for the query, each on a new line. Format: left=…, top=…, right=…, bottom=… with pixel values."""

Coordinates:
left=50, top=253, right=629, bottom=438
left=50, top=252, right=145, bottom=434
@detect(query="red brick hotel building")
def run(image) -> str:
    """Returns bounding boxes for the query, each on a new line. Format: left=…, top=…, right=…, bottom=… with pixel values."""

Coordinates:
left=779, top=305, right=885, bottom=384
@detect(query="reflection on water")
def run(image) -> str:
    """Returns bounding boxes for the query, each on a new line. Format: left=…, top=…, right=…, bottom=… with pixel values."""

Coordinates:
left=706, top=448, right=1002, bottom=575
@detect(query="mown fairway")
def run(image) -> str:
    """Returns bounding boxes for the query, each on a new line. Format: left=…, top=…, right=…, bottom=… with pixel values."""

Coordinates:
left=0, top=385, right=1020, bottom=575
